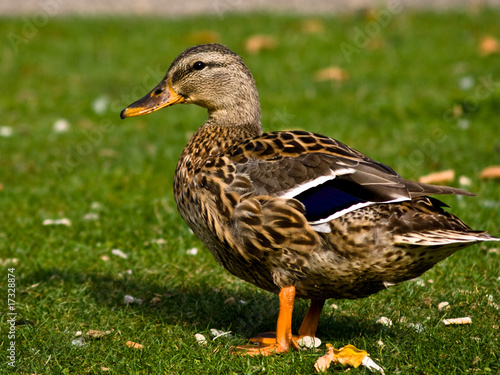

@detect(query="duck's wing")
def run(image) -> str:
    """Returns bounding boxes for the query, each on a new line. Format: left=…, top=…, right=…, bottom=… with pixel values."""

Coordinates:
left=229, top=131, right=471, bottom=231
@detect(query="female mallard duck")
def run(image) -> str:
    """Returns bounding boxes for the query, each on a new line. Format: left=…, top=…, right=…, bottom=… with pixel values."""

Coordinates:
left=121, top=43, right=498, bottom=355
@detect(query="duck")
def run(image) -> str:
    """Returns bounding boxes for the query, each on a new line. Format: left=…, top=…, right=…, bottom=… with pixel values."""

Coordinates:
left=121, top=43, right=499, bottom=356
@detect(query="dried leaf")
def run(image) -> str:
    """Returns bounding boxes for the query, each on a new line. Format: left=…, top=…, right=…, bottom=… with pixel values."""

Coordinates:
left=441, top=317, right=472, bottom=325
left=314, top=67, right=349, bottom=82
left=43, top=218, right=72, bottom=226
left=111, top=248, right=128, bottom=259
left=210, top=328, right=233, bottom=340
left=418, top=169, right=455, bottom=184
left=245, top=35, right=277, bottom=54
left=126, top=340, right=144, bottom=349
left=301, top=18, right=325, bottom=34
left=86, top=330, right=111, bottom=339
left=479, top=166, right=500, bottom=179
left=480, top=36, right=499, bottom=56
left=314, top=344, right=370, bottom=372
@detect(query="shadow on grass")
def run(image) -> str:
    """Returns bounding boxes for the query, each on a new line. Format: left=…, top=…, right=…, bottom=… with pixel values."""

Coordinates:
left=20, top=266, right=404, bottom=344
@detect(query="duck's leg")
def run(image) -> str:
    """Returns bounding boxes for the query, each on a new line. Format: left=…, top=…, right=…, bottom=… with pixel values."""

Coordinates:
left=298, top=298, right=325, bottom=337
left=249, top=297, right=325, bottom=341
left=236, top=285, right=300, bottom=356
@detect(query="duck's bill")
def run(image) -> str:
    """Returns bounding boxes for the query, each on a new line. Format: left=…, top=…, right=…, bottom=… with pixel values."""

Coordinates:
left=120, top=78, right=184, bottom=119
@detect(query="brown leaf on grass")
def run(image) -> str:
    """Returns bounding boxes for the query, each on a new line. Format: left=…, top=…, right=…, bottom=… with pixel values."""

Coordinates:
left=245, top=35, right=277, bottom=54
left=301, top=18, right=325, bottom=34
left=418, top=169, right=455, bottom=185
left=126, top=341, right=144, bottom=349
left=86, top=330, right=111, bottom=339
left=187, top=31, right=220, bottom=44
left=479, top=166, right=500, bottom=179
left=314, top=344, right=368, bottom=372
left=314, top=67, right=349, bottom=82
left=479, top=36, right=499, bottom=56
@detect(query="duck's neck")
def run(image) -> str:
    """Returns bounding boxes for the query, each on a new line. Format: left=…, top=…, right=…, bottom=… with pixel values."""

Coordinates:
left=206, top=82, right=262, bottom=129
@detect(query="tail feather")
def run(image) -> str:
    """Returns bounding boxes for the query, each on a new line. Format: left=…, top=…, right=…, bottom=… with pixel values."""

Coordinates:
left=405, top=180, right=474, bottom=198
left=395, top=230, right=499, bottom=247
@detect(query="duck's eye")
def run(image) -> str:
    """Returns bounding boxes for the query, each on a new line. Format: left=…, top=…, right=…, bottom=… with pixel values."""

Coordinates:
left=193, top=61, right=206, bottom=71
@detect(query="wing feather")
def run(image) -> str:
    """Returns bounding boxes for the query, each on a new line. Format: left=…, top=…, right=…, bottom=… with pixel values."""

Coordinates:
left=229, top=131, right=471, bottom=223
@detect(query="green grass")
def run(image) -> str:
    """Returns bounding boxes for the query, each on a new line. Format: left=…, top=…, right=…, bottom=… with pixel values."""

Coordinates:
left=1, top=9, right=500, bottom=374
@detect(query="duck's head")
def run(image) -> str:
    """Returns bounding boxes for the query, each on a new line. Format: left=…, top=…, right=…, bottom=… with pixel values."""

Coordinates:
left=120, top=44, right=261, bottom=127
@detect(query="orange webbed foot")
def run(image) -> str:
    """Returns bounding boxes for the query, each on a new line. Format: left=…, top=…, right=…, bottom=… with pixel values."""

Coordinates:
left=232, top=289, right=326, bottom=356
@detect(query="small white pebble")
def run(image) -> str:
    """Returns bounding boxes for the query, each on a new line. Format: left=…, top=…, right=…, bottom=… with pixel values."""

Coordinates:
left=413, top=278, right=425, bottom=287
left=123, top=295, right=135, bottom=304
left=186, top=247, right=198, bottom=255
left=438, top=301, right=450, bottom=310
left=376, top=317, right=393, bottom=327
left=0, top=126, right=13, bottom=137
left=92, top=96, right=109, bottom=115
left=83, top=213, right=99, bottom=221
left=458, top=76, right=474, bottom=90
left=486, top=294, right=499, bottom=309
left=123, top=295, right=142, bottom=305
left=408, top=322, right=424, bottom=333
left=459, top=175, right=472, bottom=187
left=75, top=331, right=83, bottom=337
left=43, top=218, right=71, bottom=226
left=90, top=202, right=103, bottom=210
left=71, top=337, right=86, bottom=347
left=297, top=336, right=321, bottom=349
left=457, top=118, right=470, bottom=130
left=442, top=317, right=472, bottom=325
left=111, top=249, right=128, bottom=259
left=195, top=333, right=207, bottom=345
left=53, top=118, right=70, bottom=133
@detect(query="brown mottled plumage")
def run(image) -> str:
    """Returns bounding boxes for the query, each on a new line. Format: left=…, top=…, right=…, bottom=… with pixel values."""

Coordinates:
left=121, top=44, right=498, bottom=355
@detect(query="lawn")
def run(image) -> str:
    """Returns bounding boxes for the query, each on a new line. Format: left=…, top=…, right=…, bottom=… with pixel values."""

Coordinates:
left=1, top=8, right=500, bottom=375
